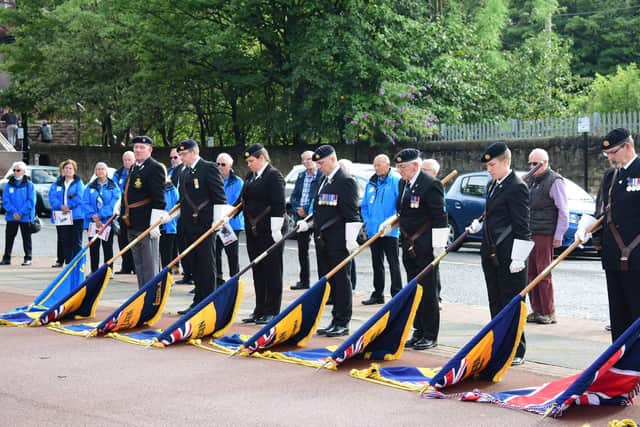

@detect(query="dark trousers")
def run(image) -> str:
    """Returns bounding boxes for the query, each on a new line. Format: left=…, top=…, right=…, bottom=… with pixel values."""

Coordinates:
left=159, top=232, right=176, bottom=268
left=215, top=232, right=241, bottom=285
left=177, top=220, right=192, bottom=279
left=606, top=270, right=640, bottom=342
left=296, top=230, right=312, bottom=286
left=56, top=226, right=64, bottom=264
left=317, top=246, right=352, bottom=326
left=89, top=232, right=114, bottom=272
left=59, top=219, right=83, bottom=265
left=527, top=234, right=555, bottom=315
left=402, top=244, right=439, bottom=341
left=117, top=219, right=135, bottom=273
left=370, top=237, right=403, bottom=298
left=481, top=253, right=527, bottom=358
left=183, top=229, right=216, bottom=306
left=247, top=231, right=283, bottom=317
left=3, top=221, right=32, bottom=260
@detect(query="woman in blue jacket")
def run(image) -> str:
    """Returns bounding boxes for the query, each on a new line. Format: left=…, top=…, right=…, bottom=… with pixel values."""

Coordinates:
left=159, top=165, right=179, bottom=269
left=82, top=162, right=121, bottom=272
left=1, top=161, right=36, bottom=266
left=49, top=159, right=85, bottom=265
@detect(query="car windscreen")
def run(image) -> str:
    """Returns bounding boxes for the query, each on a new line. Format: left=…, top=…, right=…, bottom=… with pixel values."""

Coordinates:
left=31, top=168, right=59, bottom=184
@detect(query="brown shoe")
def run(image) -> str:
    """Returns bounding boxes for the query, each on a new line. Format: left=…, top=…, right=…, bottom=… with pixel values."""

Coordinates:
left=526, top=312, right=541, bottom=323
left=536, top=313, right=557, bottom=325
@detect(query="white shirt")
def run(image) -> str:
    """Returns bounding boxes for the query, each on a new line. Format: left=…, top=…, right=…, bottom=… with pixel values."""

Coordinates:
left=255, top=162, right=268, bottom=179
left=623, top=156, right=638, bottom=170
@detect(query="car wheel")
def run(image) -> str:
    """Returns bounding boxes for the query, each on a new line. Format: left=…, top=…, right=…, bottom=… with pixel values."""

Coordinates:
left=447, top=221, right=461, bottom=252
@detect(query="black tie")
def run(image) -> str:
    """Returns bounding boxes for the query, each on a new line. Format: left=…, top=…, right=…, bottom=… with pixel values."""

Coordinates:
left=402, top=182, right=412, bottom=202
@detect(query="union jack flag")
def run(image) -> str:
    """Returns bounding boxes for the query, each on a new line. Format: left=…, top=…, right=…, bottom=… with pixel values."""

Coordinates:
left=160, top=322, right=193, bottom=346
left=247, top=327, right=276, bottom=352
left=334, top=335, right=365, bottom=364
left=98, top=310, right=123, bottom=335
left=39, top=304, right=65, bottom=326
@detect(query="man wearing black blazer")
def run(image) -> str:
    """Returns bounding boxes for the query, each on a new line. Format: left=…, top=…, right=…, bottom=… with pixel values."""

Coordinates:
left=380, top=148, right=448, bottom=351
left=175, top=139, right=227, bottom=314
left=468, top=142, right=533, bottom=366
left=298, top=145, right=361, bottom=337
left=241, top=144, right=286, bottom=325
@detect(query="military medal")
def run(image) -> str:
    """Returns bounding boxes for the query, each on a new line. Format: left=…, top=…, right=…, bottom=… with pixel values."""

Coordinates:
left=134, top=177, right=142, bottom=189
left=627, top=177, right=640, bottom=192
left=194, top=178, right=200, bottom=189
left=410, top=195, right=420, bottom=208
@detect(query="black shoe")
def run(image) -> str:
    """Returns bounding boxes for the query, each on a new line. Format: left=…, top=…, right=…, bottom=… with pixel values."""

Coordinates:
left=361, top=297, right=384, bottom=306
left=176, top=277, right=194, bottom=285
left=115, top=270, right=130, bottom=275
left=290, top=282, right=310, bottom=290
left=21, top=260, right=32, bottom=266
left=51, top=262, right=63, bottom=268
left=404, top=335, right=421, bottom=348
left=511, top=357, right=525, bottom=366
left=255, top=314, right=275, bottom=325
left=177, top=306, right=194, bottom=315
left=413, top=338, right=437, bottom=350
left=0, top=258, right=10, bottom=265
left=189, top=287, right=195, bottom=294
left=326, top=325, right=349, bottom=337
left=317, top=323, right=336, bottom=336
left=605, top=325, right=612, bottom=332
left=242, top=315, right=258, bottom=323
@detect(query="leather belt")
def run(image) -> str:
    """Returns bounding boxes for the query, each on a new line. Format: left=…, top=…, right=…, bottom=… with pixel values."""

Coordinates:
left=400, top=220, right=431, bottom=258
left=244, top=205, right=271, bottom=237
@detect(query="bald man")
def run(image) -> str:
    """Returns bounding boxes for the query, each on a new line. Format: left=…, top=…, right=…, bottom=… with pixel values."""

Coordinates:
left=526, top=148, right=568, bottom=325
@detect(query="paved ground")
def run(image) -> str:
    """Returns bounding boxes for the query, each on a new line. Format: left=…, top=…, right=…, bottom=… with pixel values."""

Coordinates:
left=1, top=255, right=639, bottom=426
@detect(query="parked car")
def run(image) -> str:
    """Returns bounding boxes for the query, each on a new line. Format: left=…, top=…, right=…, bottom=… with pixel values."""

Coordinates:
left=0, top=165, right=60, bottom=217
left=445, top=171, right=596, bottom=251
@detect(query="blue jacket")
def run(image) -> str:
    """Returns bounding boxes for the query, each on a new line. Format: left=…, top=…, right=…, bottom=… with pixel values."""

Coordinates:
left=225, top=173, right=244, bottom=231
left=361, top=170, right=401, bottom=238
left=289, top=169, right=321, bottom=220
left=113, top=166, right=129, bottom=192
left=48, top=176, right=85, bottom=223
left=3, top=176, right=36, bottom=223
left=162, top=182, right=179, bottom=234
left=82, top=177, right=121, bottom=228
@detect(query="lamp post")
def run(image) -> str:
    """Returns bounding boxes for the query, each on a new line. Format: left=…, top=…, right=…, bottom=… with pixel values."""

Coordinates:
left=75, top=102, right=85, bottom=146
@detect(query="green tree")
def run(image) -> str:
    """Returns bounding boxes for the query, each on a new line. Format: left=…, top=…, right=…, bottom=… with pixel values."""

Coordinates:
left=570, top=63, right=640, bottom=113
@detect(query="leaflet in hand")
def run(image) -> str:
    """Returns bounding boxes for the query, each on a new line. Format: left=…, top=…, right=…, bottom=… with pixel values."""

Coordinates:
left=218, top=222, right=238, bottom=247
left=53, top=210, right=73, bottom=226
left=88, top=222, right=111, bottom=241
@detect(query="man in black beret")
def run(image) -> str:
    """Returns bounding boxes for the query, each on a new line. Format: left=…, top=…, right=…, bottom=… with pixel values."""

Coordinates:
left=297, top=144, right=361, bottom=337
left=576, top=128, right=640, bottom=342
left=467, top=141, right=532, bottom=365
left=121, top=135, right=168, bottom=289
left=175, top=139, right=228, bottom=314
left=378, top=148, right=448, bottom=350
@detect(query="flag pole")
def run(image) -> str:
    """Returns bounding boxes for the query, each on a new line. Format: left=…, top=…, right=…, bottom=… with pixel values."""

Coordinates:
left=106, top=204, right=181, bottom=265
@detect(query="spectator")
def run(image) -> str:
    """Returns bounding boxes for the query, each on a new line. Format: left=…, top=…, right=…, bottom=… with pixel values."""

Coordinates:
left=36, top=120, right=52, bottom=143
left=158, top=163, right=179, bottom=270
left=1, top=108, right=18, bottom=147
left=113, top=151, right=136, bottom=275
left=1, top=161, right=36, bottom=266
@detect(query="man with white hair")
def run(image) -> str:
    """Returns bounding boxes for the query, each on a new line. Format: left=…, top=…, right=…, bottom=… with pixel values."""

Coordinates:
left=421, top=158, right=440, bottom=177
left=525, top=148, right=568, bottom=325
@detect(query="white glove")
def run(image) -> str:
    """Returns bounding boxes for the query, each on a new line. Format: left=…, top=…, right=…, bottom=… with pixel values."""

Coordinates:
left=377, top=215, right=397, bottom=236
left=432, top=227, right=449, bottom=257
left=345, top=222, right=362, bottom=253
left=170, top=208, right=181, bottom=220
left=575, top=214, right=597, bottom=243
left=149, top=226, right=161, bottom=240
left=150, top=208, right=171, bottom=225
left=509, top=239, right=534, bottom=273
left=271, top=217, right=284, bottom=242
left=113, top=197, right=121, bottom=217
left=214, top=204, right=234, bottom=224
left=466, top=218, right=482, bottom=234
left=297, top=219, right=309, bottom=233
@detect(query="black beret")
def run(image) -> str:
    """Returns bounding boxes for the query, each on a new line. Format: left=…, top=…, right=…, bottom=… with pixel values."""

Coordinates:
left=481, top=142, right=508, bottom=162
left=394, top=148, right=420, bottom=164
left=602, top=128, right=630, bottom=150
left=244, top=143, right=265, bottom=159
left=312, top=145, right=335, bottom=161
left=177, top=139, right=197, bottom=152
left=132, top=135, right=153, bottom=145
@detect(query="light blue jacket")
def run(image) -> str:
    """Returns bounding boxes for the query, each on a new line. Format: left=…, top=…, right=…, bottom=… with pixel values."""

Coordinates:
left=82, top=178, right=121, bottom=228
left=3, top=176, right=36, bottom=223
left=361, top=170, right=401, bottom=238
left=48, top=176, right=85, bottom=223
left=225, top=173, right=244, bottom=231
left=162, top=182, right=179, bottom=234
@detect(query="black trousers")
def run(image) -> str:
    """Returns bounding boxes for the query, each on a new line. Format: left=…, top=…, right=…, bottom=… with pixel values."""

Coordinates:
left=177, top=220, right=192, bottom=279
left=183, top=227, right=216, bottom=306
left=296, top=230, right=312, bottom=286
left=58, top=219, right=83, bottom=265
left=606, top=270, right=640, bottom=342
left=246, top=231, right=283, bottom=317
left=56, top=226, right=64, bottom=264
left=3, top=221, right=32, bottom=260
left=481, top=253, right=527, bottom=358
left=317, top=245, right=352, bottom=326
left=159, top=232, right=176, bottom=268
left=402, top=244, right=439, bottom=341
left=215, top=232, right=241, bottom=284
left=88, top=232, right=114, bottom=272
left=370, top=237, right=403, bottom=298
left=117, top=219, right=135, bottom=273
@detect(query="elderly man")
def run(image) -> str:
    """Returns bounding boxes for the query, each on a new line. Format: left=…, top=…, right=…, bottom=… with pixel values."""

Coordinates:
left=526, top=148, right=569, bottom=325
left=361, top=154, right=402, bottom=304
left=113, top=151, right=136, bottom=275
left=421, top=158, right=440, bottom=177
left=289, top=150, right=321, bottom=290
left=577, top=128, right=640, bottom=342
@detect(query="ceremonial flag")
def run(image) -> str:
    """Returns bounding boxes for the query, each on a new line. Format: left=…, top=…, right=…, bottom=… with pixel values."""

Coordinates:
left=256, top=279, right=422, bottom=369
left=350, top=364, right=441, bottom=392
left=425, top=316, right=640, bottom=418
left=0, top=250, right=87, bottom=326
left=110, top=275, right=242, bottom=347
left=47, top=267, right=173, bottom=337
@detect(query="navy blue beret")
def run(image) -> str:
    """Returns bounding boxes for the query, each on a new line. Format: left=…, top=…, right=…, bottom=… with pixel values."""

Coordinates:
left=481, top=142, right=508, bottom=162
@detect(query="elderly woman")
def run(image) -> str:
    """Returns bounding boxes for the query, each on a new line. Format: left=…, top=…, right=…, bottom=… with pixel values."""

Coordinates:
left=82, top=162, right=121, bottom=272
left=1, top=161, right=36, bottom=266
left=49, top=159, right=85, bottom=265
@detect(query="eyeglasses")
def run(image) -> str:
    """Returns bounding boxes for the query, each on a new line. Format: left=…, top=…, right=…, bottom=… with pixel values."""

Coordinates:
left=602, top=143, right=626, bottom=157
left=528, top=161, right=542, bottom=166
left=13, top=169, right=22, bottom=172
left=217, top=163, right=227, bottom=167
left=170, top=156, right=179, bottom=160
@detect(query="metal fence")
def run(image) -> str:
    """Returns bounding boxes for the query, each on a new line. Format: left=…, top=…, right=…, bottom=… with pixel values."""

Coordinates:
left=438, top=111, right=640, bottom=141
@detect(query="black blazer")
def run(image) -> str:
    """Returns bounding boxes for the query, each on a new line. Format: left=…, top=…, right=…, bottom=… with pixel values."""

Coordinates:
left=481, top=171, right=531, bottom=260
left=241, top=164, right=286, bottom=235
left=121, top=156, right=166, bottom=231
left=313, top=167, right=360, bottom=251
left=179, top=158, right=226, bottom=230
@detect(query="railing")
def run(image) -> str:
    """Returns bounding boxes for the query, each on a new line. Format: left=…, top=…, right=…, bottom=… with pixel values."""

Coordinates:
left=0, top=130, right=16, bottom=151
left=438, top=111, right=640, bottom=141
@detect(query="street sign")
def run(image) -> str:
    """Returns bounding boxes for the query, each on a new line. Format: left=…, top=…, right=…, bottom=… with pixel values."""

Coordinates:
left=577, top=117, right=590, bottom=133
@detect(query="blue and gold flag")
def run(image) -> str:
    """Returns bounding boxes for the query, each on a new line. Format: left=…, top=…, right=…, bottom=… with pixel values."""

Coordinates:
left=47, top=267, right=173, bottom=337
left=0, top=249, right=87, bottom=326
left=350, top=364, right=441, bottom=392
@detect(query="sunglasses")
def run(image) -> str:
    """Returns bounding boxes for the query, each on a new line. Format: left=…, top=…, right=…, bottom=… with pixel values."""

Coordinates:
left=528, top=161, right=541, bottom=166
left=217, top=163, right=227, bottom=167
left=170, top=156, right=179, bottom=160
left=13, top=169, right=23, bottom=172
